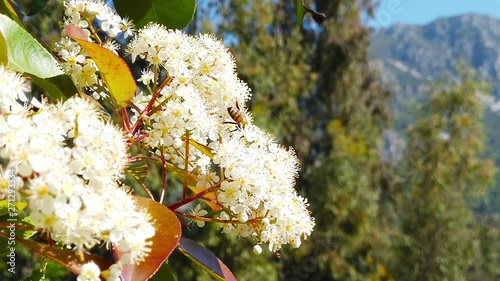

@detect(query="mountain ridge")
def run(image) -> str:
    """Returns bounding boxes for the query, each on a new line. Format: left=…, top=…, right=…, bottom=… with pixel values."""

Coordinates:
left=369, top=13, right=500, bottom=96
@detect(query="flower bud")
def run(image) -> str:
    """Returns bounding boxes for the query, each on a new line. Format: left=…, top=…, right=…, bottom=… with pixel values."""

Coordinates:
left=253, top=244, right=262, bottom=255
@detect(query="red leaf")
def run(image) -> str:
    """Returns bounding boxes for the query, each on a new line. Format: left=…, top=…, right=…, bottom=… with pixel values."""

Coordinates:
left=65, top=24, right=87, bottom=40
left=118, top=197, right=182, bottom=281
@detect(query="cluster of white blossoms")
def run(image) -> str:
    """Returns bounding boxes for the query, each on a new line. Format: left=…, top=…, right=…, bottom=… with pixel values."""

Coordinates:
left=213, top=128, right=314, bottom=252
left=127, top=24, right=314, bottom=252
left=0, top=65, right=32, bottom=113
left=128, top=24, right=251, bottom=172
left=0, top=91, right=155, bottom=268
left=55, top=0, right=134, bottom=97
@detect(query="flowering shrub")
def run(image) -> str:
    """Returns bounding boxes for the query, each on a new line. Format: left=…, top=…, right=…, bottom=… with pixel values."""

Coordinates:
left=0, top=0, right=314, bottom=280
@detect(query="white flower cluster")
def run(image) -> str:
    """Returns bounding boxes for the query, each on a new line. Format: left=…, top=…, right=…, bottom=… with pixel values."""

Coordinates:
left=128, top=24, right=251, bottom=172
left=0, top=65, right=31, bottom=113
left=127, top=24, right=314, bottom=252
left=56, top=0, right=134, bottom=96
left=213, top=128, right=314, bottom=252
left=0, top=96, right=155, bottom=268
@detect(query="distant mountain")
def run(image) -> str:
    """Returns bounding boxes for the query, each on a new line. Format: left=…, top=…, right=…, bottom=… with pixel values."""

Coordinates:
left=370, top=14, right=500, bottom=213
left=370, top=13, right=500, bottom=97
left=369, top=13, right=500, bottom=132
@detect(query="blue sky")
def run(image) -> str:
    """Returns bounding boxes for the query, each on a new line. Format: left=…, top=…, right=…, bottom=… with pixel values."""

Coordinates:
left=368, top=0, right=500, bottom=27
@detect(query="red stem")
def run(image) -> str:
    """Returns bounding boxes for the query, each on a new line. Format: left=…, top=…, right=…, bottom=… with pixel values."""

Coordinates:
left=168, top=183, right=221, bottom=210
left=121, top=108, right=131, bottom=132
left=174, top=210, right=265, bottom=224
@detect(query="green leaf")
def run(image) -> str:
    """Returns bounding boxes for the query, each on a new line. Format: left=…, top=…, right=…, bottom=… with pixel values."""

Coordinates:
left=167, top=163, right=199, bottom=189
left=114, top=0, right=196, bottom=29
left=0, top=200, right=27, bottom=216
left=294, top=0, right=305, bottom=26
left=293, top=0, right=326, bottom=26
left=0, top=213, right=38, bottom=239
left=189, top=139, right=214, bottom=159
left=0, top=31, right=7, bottom=64
left=19, top=217, right=37, bottom=239
left=15, top=200, right=27, bottom=210
left=0, top=200, right=6, bottom=216
left=177, top=238, right=236, bottom=281
left=27, top=0, right=49, bottom=16
left=118, top=197, right=181, bottom=281
left=66, top=25, right=136, bottom=108
left=149, top=260, right=176, bottom=281
left=29, top=74, right=77, bottom=100
left=0, top=14, right=63, bottom=78
left=127, top=160, right=149, bottom=183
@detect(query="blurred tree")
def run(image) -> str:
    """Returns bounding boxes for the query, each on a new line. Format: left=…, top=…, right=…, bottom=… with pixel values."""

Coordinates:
left=468, top=214, right=500, bottom=281
left=286, top=1, right=395, bottom=280
left=396, top=68, right=497, bottom=281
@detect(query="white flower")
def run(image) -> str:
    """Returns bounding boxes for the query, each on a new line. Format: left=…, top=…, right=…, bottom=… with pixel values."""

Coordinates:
left=210, top=125, right=314, bottom=252
left=196, top=172, right=219, bottom=189
left=77, top=262, right=100, bottom=281
left=0, top=97, right=155, bottom=264
left=190, top=204, right=208, bottom=228
left=120, top=17, right=135, bottom=39
left=57, top=0, right=134, bottom=90
left=138, top=69, right=155, bottom=86
left=437, top=131, right=451, bottom=141
left=0, top=166, right=22, bottom=200
left=125, top=26, right=314, bottom=253
left=253, top=244, right=262, bottom=255
left=64, top=0, right=128, bottom=39
left=0, top=65, right=31, bottom=113
left=106, top=262, right=123, bottom=281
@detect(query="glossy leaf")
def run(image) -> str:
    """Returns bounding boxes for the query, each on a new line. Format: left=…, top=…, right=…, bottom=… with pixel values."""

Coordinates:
left=12, top=236, right=113, bottom=275
left=118, top=197, right=181, bottom=281
left=0, top=31, right=7, bottom=64
left=65, top=25, right=136, bottom=108
left=19, top=217, right=37, bottom=239
left=0, top=14, right=63, bottom=78
left=28, top=74, right=77, bottom=100
left=177, top=238, right=236, bottom=281
left=114, top=0, right=196, bottom=29
left=189, top=139, right=214, bottom=159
